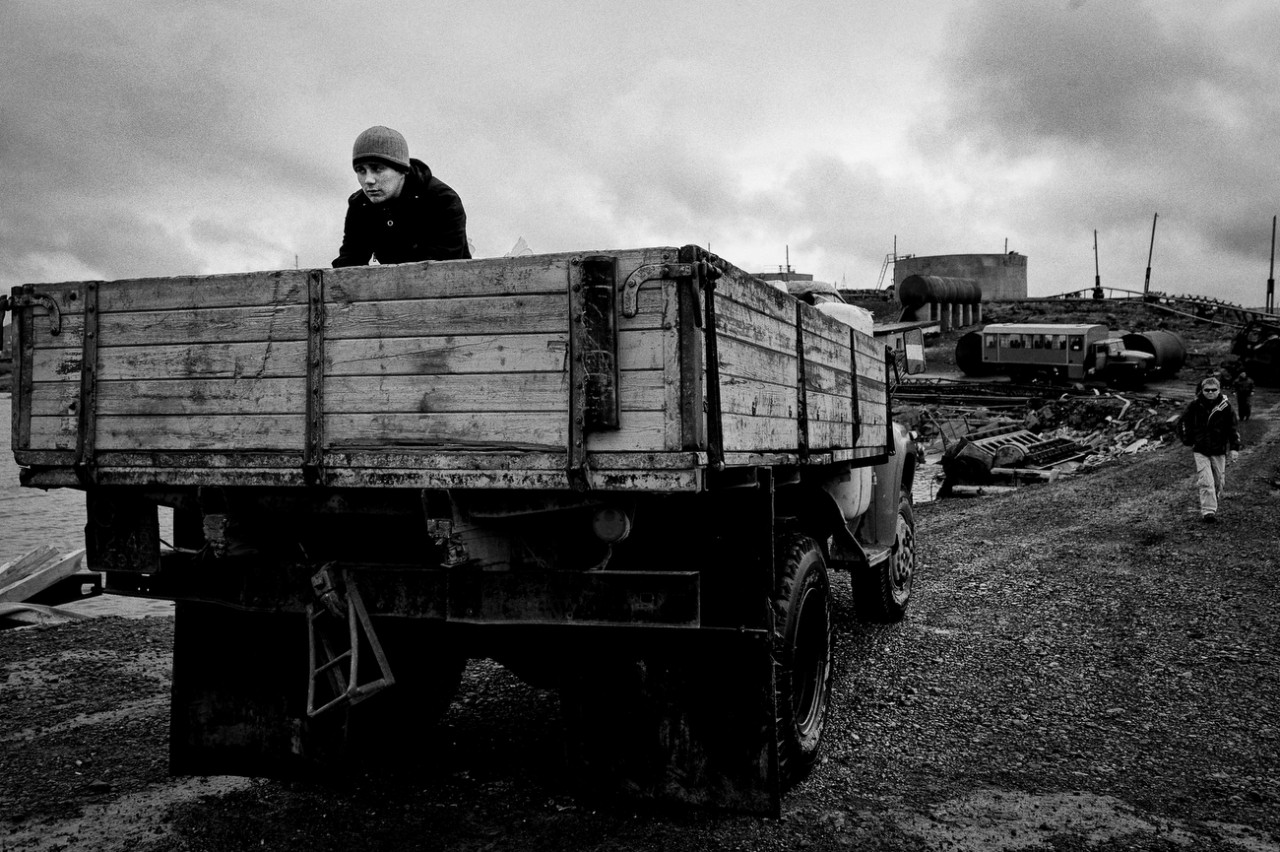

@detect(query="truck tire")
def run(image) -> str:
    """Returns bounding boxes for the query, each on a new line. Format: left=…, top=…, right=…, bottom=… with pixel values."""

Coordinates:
left=773, top=533, right=833, bottom=784
left=855, top=493, right=916, bottom=623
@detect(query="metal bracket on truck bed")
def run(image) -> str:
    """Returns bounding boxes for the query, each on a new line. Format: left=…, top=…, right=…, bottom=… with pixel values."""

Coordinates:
left=74, top=282, right=100, bottom=485
left=303, top=270, right=327, bottom=486
left=567, top=256, right=622, bottom=490
left=620, top=261, right=694, bottom=318
left=306, top=564, right=395, bottom=717
left=0, top=287, right=63, bottom=344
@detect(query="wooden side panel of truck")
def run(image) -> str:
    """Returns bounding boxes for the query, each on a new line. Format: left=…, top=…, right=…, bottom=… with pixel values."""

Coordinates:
left=14, top=246, right=887, bottom=486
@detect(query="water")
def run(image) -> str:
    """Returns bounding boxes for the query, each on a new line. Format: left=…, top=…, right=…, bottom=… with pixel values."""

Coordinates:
left=0, top=393, right=171, bottom=568
left=0, top=393, right=89, bottom=567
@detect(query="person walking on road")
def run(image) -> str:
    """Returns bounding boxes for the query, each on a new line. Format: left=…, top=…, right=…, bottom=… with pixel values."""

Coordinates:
left=1176, top=375, right=1241, bottom=523
left=1233, top=371, right=1255, bottom=422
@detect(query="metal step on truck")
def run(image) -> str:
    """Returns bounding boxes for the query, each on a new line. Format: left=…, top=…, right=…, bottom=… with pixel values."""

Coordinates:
left=3, top=244, right=918, bottom=816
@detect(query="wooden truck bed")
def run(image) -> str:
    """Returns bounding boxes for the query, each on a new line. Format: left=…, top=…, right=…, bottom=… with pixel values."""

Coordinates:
left=9, top=245, right=888, bottom=490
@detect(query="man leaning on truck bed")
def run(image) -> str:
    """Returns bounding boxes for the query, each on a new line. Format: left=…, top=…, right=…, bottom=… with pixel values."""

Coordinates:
left=332, top=125, right=471, bottom=267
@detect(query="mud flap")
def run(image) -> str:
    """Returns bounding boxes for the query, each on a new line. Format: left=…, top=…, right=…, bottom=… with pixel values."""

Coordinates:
left=170, top=601, right=349, bottom=776
left=559, top=630, right=781, bottom=817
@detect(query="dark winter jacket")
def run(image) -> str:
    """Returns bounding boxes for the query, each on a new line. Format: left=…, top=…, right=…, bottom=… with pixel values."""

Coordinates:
left=332, top=159, right=470, bottom=267
left=1177, top=386, right=1241, bottom=456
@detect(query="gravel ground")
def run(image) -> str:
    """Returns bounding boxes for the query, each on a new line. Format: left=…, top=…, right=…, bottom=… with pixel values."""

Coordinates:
left=2, top=392, right=1277, bottom=852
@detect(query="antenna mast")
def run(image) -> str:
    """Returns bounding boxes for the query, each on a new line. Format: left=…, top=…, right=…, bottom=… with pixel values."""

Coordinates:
left=1092, top=230, right=1103, bottom=300
left=1269, top=216, right=1276, bottom=314
left=1143, top=213, right=1158, bottom=300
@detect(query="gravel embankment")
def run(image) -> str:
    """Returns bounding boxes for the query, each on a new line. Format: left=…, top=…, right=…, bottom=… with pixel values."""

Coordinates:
left=2, top=395, right=1277, bottom=852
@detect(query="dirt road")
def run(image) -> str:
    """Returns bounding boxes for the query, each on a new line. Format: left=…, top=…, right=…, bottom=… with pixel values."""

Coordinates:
left=2, top=394, right=1278, bottom=851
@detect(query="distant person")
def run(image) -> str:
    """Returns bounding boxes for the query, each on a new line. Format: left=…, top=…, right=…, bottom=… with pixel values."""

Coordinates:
left=1232, top=371, right=1254, bottom=421
left=332, top=126, right=471, bottom=267
left=1175, top=375, right=1241, bottom=523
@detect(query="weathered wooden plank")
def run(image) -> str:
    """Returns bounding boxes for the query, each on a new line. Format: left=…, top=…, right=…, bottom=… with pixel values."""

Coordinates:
left=719, top=379, right=797, bottom=420
left=327, top=412, right=567, bottom=451
left=31, top=378, right=307, bottom=417
left=0, top=546, right=61, bottom=586
left=327, top=294, right=566, bottom=339
left=713, top=297, right=796, bottom=355
left=716, top=338, right=797, bottom=387
left=95, top=270, right=310, bottom=312
left=31, top=306, right=309, bottom=349
left=27, top=414, right=305, bottom=453
left=713, top=266, right=796, bottom=325
left=720, top=412, right=799, bottom=453
left=324, top=249, right=666, bottom=303
left=25, top=416, right=77, bottom=451
left=323, top=329, right=667, bottom=377
left=326, top=373, right=568, bottom=414
left=94, top=305, right=308, bottom=347
left=98, top=415, right=304, bottom=452
left=74, top=341, right=306, bottom=381
left=803, top=359, right=853, bottom=398
left=805, top=393, right=856, bottom=450
left=584, top=411, right=669, bottom=453
left=798, top=302, right=858, bottom=347
left=0, top=549, right=87, bottom=604
left=327, top=334, right=567, bottom=376
left=802, top=326, right=853, bottom=374
left=324, top=371, right=664, bottom=414
left=326, top=411, right=674, bottom=455
left=806, top=389, right=854, bottom=426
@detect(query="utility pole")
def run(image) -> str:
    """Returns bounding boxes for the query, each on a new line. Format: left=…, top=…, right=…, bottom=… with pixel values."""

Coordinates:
left=1267, top=216, right=1276, bottom=315
left=1092, top=230, right=1104, bottom=300
left=1143, top=213, right=1158, bottom=301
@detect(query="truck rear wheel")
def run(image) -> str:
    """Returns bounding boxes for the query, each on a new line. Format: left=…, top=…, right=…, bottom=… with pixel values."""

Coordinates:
left=855, top=493, right=916, bottom=622
left=773, top=533, right=833, bottom=784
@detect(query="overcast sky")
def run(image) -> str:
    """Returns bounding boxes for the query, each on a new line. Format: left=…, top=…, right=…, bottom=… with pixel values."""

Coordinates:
left=2, top=0, right=1278, bottom=307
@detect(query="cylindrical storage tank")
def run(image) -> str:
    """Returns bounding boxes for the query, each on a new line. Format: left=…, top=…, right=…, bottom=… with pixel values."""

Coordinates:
left=897, top=275, right=983, bottom=310
left=1121, top=331, right=1186, bottom=378
left=955, top=330, right=995, bottom=376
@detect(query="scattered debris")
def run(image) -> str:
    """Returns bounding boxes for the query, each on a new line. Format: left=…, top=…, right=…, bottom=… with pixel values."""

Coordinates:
left=898, top=383, right=1186, bottom=498
left=0, top=601, right=90, bottom=627
left=0, top=546, right=97, bottom=628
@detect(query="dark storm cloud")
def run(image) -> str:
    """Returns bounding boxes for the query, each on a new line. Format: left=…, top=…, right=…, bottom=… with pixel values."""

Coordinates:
left=919, top=0, right=1280, bottom=301
left=1, top=2, right=344, bottom=284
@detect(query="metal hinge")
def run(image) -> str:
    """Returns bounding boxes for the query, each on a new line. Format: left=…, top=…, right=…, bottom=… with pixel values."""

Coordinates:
left=621, top=262, right=695, bottom=318
left=0, top=288, right=63, bottom=351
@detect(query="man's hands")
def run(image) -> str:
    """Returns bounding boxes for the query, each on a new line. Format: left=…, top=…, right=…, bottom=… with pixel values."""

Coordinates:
left=1230, top=450, right=1240, bottom=463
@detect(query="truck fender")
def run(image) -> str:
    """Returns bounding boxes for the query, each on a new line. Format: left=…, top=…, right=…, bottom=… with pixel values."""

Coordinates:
left=863, top=424, right=917, bottom=549
left=774, top=484, right=857, bottom=552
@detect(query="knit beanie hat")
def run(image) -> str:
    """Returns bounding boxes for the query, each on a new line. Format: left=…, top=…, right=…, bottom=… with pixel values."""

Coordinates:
left=352, top=126, right=410, bottom=170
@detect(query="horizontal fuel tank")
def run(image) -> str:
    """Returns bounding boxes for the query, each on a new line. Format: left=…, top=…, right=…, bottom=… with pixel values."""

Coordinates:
left=898, top=275, right=983, bottom=309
